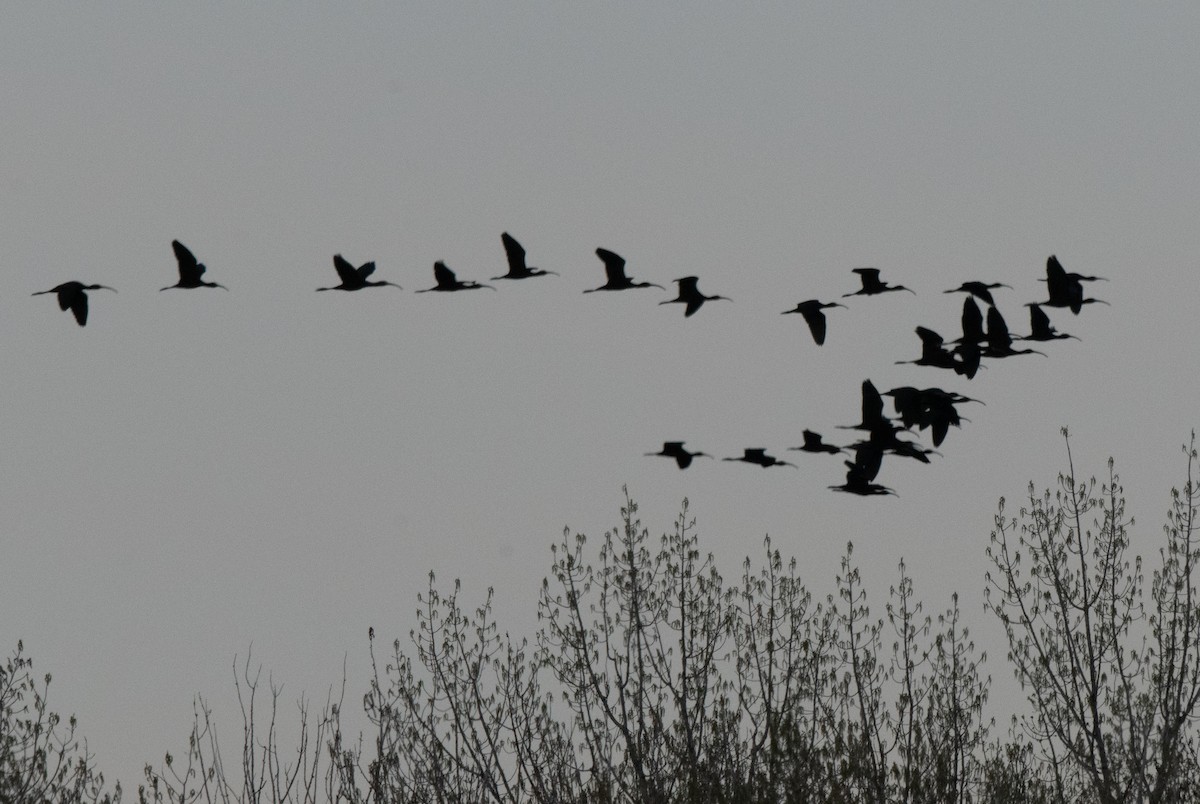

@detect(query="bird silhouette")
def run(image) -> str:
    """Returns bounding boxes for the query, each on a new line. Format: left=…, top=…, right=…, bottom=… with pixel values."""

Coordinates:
left=416, top=261, right=495, bottom=293
left=982, top=305, right=1045, bottom=359
left=723, top=448, right=796, bottom=469
left=843, top=267, right=915, bottom=297
left=1023, top=303, right=1078, bottom=342
left=317, top=255, right=402, bottom=291
left=164, top=240, right=227, bottom=291
left=895, top=327, right=981, bottom=378
left=1040, top=255, right=1108, bottom=314
left=955, top=297, right=986, bottom=346
left=782, top=299, right=845, bottom=345
left=884, top=386, right=979, bottom=448
left=829, top=444, right=896, bottom=496
left=789, top=429, right=846, bottom=455
left=585, top=249, right=664, bottom=292
left=660, top=276, right=731, bottom=317
left=33, top=281, right=117, bottom=326
left=646, top=441, right=712, bottom=469
left=493, top=233, right=558, bottom=280
left=944, top=281, right=1010, bottom=307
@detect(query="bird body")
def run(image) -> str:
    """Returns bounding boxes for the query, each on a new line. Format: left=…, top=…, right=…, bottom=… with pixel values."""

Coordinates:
left=944, top=281, right=1010, bottom=307
left=790, top=429, right=845, bottom=455
left=585, top=249, right=664, bottom=292
left=164, top=240, right=227, bottom=291
left=646, top=441, right=711, bottom=469
left=660, top=276, right=730, bottom=317
left=723, top=448, right=796, bottom=468
left=33, top=281, right=117, bottom=326
left=317, top=255, right=402, bottom=291
left=1024, top=303, right=1078, bottom=342
left=830, top=443, right=896, bottom=496
left=844, top=267, right=914, bottom=297
left=494, top=232, right=557, bottom=280
left=416, top=261, right=494, bottom=292
left=982, top=305, right=1045, bottom=358
left=1041, top=255, right=1108, bottom=314
left=783, top=299, right=845, bottom=345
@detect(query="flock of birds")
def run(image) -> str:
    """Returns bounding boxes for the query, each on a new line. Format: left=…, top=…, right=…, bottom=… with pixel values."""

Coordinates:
left=34, top=235, right=1107, bottom=496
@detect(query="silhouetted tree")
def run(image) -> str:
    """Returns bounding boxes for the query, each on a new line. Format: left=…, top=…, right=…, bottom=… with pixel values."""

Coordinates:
left=986, top=429, right=1200, bottom=804
left=0, top=640, right=119, bottom=803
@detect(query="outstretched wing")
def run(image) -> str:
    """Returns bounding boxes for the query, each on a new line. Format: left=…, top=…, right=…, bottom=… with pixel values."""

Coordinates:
left=433, top=261, right=456, bottom=288
left=501, top=232, right=526, bottom=274
left=172, top=240, right=205, bottom=281
left=595, top=248, right=627, bottom=284
left=332, top=255, right=358, bottom=285
left=68, top=291, right=88, bottom=326
left=358, top=261, right=377, bottom=280
left=804, top=309, right=828, bottom=345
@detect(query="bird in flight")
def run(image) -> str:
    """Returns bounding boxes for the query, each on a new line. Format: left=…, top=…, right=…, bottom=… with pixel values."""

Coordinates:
left=1040, top=254, right=1108, bottom=314
left=493, top=233, right=558, bottom=280
left=164, top=240, right=227, bottom=291
left=660, top=276, right=731, bottom=317
left=33, top=282, right=117, bottom=326
left=944, top=280, right=1010, bottom=307
left=1023, top=303, right=1078, bottom=342
left=782, top=299, right=845, bottom=345
left=416, top=261, right=495, bottom=293
left=830, top=443, right=896, bottom=496
left=789, top=429, right=846, bottom=455
left=317, top=255, right=402, bottom=291
left=646, top=441, right=712, bottom=469
left=724, top=448, right=796, bottom=469
left=844, top=267, right=914, bottom=297
left=585, top=249, right=664, bottom=292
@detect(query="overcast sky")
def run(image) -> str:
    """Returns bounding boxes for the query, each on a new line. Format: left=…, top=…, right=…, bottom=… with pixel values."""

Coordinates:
left=3, top=4, right=1199, bottom=787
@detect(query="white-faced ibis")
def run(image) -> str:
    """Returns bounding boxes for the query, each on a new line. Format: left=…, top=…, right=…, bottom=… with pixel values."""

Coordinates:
left=585, top=249, right=664, bottom=292
left=895, top=326, right=982, bottom=379
left=646, top=441, right=712, bottom=469
left=416, top=261, right=495, bottom=292
left=782, top=299, right=845, bottom=345
left=164, top=241, right=228, bottom=291
left=843, top=267, right=914, bottom=297
left=723, top=448, right=796, bottom=469
left=982, top=305, right=1045, bottom=358
left=317, top=255, right=402, bottom=291
left=33, top=282, right=117, bottom=326
left=493, top=233, right=558, bottom=280
left=660, top=276, right=731, bottom=317
left=830, top=444, right=896, bottom=496
left=789, top=430, right=846, bottom=455
left=1041, top=255, right=1108, bottom=314
left=944, top=281, right=1010, bottom=307
left=885, top=386, right=980, bottom=447
left=1023, top=303, right=1078, bottom=342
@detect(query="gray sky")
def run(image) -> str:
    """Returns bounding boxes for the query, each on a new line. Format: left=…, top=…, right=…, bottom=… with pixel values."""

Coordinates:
left=3, top=4, right=1199, bottom=787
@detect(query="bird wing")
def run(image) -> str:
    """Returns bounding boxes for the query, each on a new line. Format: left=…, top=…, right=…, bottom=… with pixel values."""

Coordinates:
left=67, top=291, right=88, bottom=326
left=433, top=261, right=456, bottom=288
left=960, top=298, right=984, bottom=343
left=804, top=309, right=828, bottom=345
left=916, top=326, right=945, bottom=349
left=332, top=255, right=358, bottom=285
left=358, top=261, right=377, bottom=280
left=172, top=240, right=204, bottom=281
left=861, top=380, right=885, bottom=429
left=501, top=232, right=526, bottom=274
left=595, top=248, right=627, bottom=283
left=986, top=305, right=1012, bottom=348
left=1029, top=304, right=1051, bottom=336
